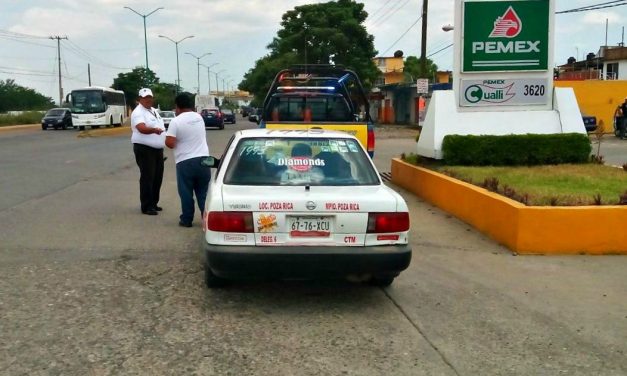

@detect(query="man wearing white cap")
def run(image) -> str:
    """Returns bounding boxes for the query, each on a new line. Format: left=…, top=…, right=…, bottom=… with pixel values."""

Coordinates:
left=131, top=88, right=166, bottom=215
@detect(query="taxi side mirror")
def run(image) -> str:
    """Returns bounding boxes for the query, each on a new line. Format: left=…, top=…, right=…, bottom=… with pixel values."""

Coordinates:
left=201, top=156, right=220, bottom=168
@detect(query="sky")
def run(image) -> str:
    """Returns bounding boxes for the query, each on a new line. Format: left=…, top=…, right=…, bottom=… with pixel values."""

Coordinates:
left=1, top=0, right=625, bottom=105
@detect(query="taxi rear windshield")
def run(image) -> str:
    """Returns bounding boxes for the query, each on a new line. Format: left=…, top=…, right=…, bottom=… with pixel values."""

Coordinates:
left=264, top=95, right=353, bottom=122
left=224, top=137, right=380, bottom=186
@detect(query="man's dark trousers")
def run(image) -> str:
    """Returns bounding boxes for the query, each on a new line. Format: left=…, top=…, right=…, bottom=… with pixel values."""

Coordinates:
left=133, top=143, right=164, bottom=212
left=176, top=156, right=211, bottom=224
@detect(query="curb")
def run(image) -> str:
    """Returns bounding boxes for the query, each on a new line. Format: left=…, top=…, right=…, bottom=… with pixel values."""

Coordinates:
left=77, top=126, right=131, bottom=138
left=391, top=158, right=627, bottom=255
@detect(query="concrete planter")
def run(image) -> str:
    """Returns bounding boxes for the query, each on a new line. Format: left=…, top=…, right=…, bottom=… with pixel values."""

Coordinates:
left=391, top=158, right=627, bottom=255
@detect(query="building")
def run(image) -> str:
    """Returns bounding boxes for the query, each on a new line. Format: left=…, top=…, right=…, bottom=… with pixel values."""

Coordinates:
left=373, top=55, right=405, bottom=86
left=556, top=45, right=627, bottom=81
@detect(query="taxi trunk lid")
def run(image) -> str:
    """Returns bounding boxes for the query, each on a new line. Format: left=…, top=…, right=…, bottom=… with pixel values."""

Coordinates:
left=221, top=185, right=398, bottom=246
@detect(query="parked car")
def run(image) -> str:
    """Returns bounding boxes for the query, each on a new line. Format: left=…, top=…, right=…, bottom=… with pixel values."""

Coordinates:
left=581, top=113, right=597, bottom=132
left=222, top=109, right=236, bottom=124
left=201, top=128, right=412, bottom=288
left=41, top=108, right=72, bottom=130
left=200, top=108, right=224, bottom=130
left=241, top=106, right=251, bottom=117
left=159, top=110, right=175, bottom=130
left=248, top=108, right=261, bottom=123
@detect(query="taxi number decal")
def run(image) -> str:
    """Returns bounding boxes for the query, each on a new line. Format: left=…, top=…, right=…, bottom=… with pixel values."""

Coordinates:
left=259, top=202, right=293, bottom=210
left=260, top=235, right=277, bottom=243
left=325, top=202, right=360, bottom=211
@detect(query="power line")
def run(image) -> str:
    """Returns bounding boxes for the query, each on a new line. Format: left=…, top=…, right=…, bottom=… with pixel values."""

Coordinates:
left=0, top=35, right=55, bottom=48
left=0, top=28, right=49, bottom=39
left=369, top=0, right=403, bottom=27
left=557, top=0, right=627, bottom=14
left=381, top=16, right=423, bottom=56
left=368, top=0, right=395, bottom=20
left=374, top=0, right=412, bottom=28
left=427, top=43, right=453, bottom=58
left=371, top=0, right=412, bottom=28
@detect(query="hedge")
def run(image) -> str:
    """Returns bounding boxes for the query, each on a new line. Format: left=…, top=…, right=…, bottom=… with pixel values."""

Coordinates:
left=442, top=133, right=592, bottom=166
left=0, top=111, right=45, bottom=126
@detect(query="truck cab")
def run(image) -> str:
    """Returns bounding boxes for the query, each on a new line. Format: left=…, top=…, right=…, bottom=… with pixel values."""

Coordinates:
left=259, top=65, right=375, bottom=157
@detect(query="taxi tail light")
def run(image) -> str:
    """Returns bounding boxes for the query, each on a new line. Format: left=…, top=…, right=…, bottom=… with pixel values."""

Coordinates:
left=367, top=212, right=409, bottom=233
left=367, top=129, right=375, bottom=155
left=208, top=212, right=254, bottom=233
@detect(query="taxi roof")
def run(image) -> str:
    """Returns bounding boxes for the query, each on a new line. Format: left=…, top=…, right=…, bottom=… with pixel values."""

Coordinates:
left=235, top=128, right=358, bottom=139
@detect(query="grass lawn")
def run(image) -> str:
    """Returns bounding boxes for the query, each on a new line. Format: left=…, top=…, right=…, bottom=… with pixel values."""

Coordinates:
left=434, top=164, right=627, bottom=206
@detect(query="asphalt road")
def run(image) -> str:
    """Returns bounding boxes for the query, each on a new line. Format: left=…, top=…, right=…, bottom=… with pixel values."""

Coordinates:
left=0, top=117, right=626, bottom=375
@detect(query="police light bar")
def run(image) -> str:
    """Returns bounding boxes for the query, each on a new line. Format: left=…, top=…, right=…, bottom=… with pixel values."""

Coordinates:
left=276, top=86, right=335, bottom=91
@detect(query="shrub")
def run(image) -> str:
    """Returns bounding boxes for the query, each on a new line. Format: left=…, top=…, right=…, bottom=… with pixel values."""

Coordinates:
left=442, top=133, right=591, bottom=166
left=0, top=111, right=45, bottom=126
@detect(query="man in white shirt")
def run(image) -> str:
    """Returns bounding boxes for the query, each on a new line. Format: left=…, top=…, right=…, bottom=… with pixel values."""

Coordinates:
left=131, top=88, right=166, bottom=216
left=165, top=92, right=211, bottom=227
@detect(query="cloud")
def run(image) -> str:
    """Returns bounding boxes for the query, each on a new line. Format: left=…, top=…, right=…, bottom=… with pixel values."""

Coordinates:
left=9, top=7, right=115, bottom=37
left=582, top=11, right=623, bottom=25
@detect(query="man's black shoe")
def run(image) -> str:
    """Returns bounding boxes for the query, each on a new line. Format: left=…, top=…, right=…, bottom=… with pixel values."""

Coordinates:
left=179, top=221, right=192, bottom=228
left=142, top=210, right=158, bottom=215
left=153, top=206, right=163, bottom=211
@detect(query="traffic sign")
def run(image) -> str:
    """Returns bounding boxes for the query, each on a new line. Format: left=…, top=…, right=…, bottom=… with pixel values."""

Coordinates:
left=416, top=79, right=429, bottom=94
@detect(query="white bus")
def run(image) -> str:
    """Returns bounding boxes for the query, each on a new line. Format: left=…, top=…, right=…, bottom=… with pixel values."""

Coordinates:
left=67, top=87, right=126, bottom=130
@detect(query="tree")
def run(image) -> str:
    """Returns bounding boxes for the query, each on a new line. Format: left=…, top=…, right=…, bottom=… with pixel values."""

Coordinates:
left=0, top=79, right=55, bottom=112
left=111, top=67, right=159, bottom=108
left=403, top=56, right=438, bottom=81
left=151, top=83, right=179, bottom=110
left=240, top=0, right=379, bottom=102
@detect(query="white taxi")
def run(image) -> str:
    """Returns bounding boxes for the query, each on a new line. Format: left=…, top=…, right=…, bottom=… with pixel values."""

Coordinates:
left=202, top=129, right=411, bottom=287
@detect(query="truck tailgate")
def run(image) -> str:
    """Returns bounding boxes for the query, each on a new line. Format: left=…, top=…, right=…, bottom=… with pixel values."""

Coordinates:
left=265, top=122, right=369, bottom=151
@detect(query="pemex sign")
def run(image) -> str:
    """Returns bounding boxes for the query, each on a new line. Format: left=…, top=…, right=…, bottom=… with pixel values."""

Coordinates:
left=463, top=0, right=549, bottom=72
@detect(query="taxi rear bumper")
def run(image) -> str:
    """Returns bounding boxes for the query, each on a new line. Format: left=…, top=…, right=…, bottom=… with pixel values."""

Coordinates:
left=204, top=243, right=412, bottom=279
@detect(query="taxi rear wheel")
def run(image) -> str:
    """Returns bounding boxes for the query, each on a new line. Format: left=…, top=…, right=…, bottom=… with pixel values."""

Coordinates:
left=205, top=265, right=228, bottom=288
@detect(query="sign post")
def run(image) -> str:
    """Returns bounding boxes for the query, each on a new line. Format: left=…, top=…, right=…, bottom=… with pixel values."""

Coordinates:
left=417, top=0, right=586, bottom=159
left=416, top=79, right=429, bottom=126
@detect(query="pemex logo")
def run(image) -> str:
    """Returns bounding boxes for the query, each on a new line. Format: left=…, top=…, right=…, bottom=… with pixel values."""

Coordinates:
left=489, top=6, right=522, bottom=38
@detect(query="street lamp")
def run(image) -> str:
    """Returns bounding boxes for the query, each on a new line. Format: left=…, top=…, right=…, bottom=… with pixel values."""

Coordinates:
left=124, top=6, right=163, bottom=70
left=200, top=63, right=219, bottom=94
left=185, top=52, right=211, bottom=94
left=214, top=69, right=226, bottom=96
left=158, top=34, right=194, bottom=92
left=442, top=24, right=454, bottom=32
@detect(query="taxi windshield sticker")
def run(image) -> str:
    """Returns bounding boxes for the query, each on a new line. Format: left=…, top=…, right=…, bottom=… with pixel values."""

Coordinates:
left=257, top=214, right=278, bottom=232
left=277, top=157, right=325, bottom=172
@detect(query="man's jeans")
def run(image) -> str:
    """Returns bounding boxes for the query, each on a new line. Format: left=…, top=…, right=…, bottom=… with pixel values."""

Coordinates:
left=176, top=157, right=211, bottom=224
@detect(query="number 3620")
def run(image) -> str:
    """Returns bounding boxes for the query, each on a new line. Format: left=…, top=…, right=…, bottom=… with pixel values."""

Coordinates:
left=524, top=85, right=545, bottom=96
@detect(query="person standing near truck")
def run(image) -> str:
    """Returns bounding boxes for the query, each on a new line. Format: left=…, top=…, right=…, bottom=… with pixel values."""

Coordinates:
left=131, top=88, right=166, bottom=215
left=165, top=92, right=211, bottom=228
left=618, top=97, right=627, bottom=139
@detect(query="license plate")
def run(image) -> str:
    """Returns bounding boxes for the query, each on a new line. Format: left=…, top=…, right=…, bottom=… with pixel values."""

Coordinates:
left=287, top=216, right=332, bottom=237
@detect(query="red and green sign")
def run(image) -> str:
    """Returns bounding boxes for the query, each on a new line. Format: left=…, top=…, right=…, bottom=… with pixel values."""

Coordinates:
left=463, top=0, right=549, bottom=72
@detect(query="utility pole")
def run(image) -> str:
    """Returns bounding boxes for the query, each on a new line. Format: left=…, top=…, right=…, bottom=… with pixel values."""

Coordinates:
left=186, top=52, right=211, bottom=94
left=420, top=0, right=429, bottom=78
left=87, top=63, right=91, bottom=86
left=50, top=35, right=68, bottom=106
